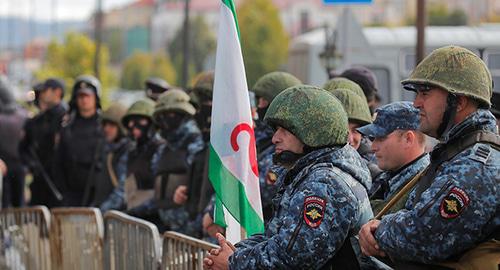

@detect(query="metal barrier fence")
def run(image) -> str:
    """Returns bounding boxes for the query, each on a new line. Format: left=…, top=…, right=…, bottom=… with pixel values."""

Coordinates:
left=50, top=207, right=104, bottom=270
left=161, top=231, right=219, bottom=270
left=0, top=206, right=52, bottom=270
left=103, top=210, right=161, bottom=270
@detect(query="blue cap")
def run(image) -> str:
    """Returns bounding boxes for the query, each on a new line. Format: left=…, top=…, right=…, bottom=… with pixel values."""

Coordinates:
left=357, top=101, right=419, bottom=138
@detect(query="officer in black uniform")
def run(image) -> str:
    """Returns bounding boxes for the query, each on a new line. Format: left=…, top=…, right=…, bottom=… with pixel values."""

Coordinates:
left=54, top=75, right=104, bottom=206
left=19, top=78, right=67, bottom=207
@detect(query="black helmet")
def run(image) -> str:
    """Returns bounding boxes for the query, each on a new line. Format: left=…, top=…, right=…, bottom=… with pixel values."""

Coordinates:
left=69, top=74, right=102, bottom=112
left=145, top=77, right=170, bottom=101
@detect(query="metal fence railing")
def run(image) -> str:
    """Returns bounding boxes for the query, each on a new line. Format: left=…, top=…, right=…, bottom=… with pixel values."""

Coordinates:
left=161, top=231, right=219, bottom=270
left=103, top=210, right=161, bottom=270
left=50, top=207, right=104, bottom=270
left=0, top=206, right=52, bottom=270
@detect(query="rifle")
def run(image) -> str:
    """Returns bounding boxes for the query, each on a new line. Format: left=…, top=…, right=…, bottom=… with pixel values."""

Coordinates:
left=29, top=146, right=63, bottom=201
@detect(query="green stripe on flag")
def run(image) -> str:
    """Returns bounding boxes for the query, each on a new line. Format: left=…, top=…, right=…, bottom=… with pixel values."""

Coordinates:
left=221, top=0, right=240, bottom=39
left=209, top=144, right=264, bottom=236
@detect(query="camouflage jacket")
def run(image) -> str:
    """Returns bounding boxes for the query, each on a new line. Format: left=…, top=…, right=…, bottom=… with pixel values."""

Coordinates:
left=370, top=153, right=430, bottom=215
left=375, top=109, right=500, bottom=263
left=229, top=145, right=373, bottom=269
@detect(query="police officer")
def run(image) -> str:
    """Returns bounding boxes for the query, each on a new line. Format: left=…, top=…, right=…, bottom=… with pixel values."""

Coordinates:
left=359, top=46, right=500, bottom=268
left=19, top=78, right=67, bottom=207
left=89, top=102, right=129, bottom=212
left=152, top=89, right=204, bottom=235
left=357, top=102, right=429, bottom=216
left=122, top=99, right=162, bottom=215
left=190, top=71, right=214, bottom=142
left=204, top=85, right=373, bottom=269
left=326, top=86, right=381, bottom=181
left=55, top=75, right=104, bottom=206
left=252, top=71, right=301, bottom=222
left=145, top=77, right=171, bottom=101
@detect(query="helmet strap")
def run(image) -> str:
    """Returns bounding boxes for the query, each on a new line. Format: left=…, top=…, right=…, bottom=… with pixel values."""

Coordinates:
left=436, top=93, right=458, bottom=139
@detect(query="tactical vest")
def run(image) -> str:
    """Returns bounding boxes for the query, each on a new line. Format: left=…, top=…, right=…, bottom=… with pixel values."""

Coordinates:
left=154, top=145, right=190, bottom=209
left=90, top=142, right=128, bottom=208
left=185, top=148, right=214, bottom=219
left=127, top=140, right=160, bottom=190
left=393, top=130, right=500, bottom=270
left=125, top=140, right=161, bottom=209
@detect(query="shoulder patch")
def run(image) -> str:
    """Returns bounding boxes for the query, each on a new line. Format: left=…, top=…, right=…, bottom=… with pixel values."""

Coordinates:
left=303, top=196, right=326, bottom=228
left=266, top=170, right=278, bottom=184
left=469, top=144, right=491, bottom=164
left=440, top=187, right=470, bottom=219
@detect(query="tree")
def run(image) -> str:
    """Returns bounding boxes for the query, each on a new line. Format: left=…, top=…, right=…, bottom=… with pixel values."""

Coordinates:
left=406, top=4, right=468, bottom=26
left=35, top=32, right=115, bottom=107
left=120, top=51, right=177, bottom=90
left=169, top=16, right=216, bottom=85
left=238, top=0, right=289, bottom=87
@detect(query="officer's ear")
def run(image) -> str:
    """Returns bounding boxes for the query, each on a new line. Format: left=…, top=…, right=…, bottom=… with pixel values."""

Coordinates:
left=401, top=130, right=415, bottom=146
left=456, top=95, right=476, bottom=113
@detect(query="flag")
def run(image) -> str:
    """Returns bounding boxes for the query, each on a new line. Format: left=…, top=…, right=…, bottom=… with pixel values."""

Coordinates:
left=209, top=0, right=264, bottom=243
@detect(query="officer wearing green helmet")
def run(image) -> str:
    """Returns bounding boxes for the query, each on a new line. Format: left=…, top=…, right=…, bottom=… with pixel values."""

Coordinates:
left=88, top=102, right=129, bottom=211
left=150, top=89, right=205, bottom=235
left=122, top=99, right=164, bottom=218
left=204, top=85, right=373, bottom=269
left=190, top=71, right=214, bottom=142
left=359, top=46, right=500, bottom=269
left=326, top=85, right=382, bottom=182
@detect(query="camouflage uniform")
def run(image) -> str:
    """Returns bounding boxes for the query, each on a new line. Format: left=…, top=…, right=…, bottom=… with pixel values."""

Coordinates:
left=375, top=110, right=499, bottom=263
left=358, top=101, right=430, bottom=200
left=228, top=86, right=373, bottom=269
left=156, top=118, right=205, bottom=235
left=151, top=90, right=205, bottom=236
left=374, top=46, right=500, bottom=264
left=97, top=103, right=129, bottom=212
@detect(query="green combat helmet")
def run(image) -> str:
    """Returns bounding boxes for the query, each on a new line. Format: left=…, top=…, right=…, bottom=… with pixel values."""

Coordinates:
left=329, top=88, right=372, bottom=126
left=102, top=103, right=127, bottom=134
left=264, top=85, right=348, bottom=147
left=323, top=77, right=365, bottom=100
left=253, top=71, right=302, bottom=103
left=153, top=89, right=196, bottom=123
left=121, top=99, right=155, bottom=126
left=402, top=45, right=493, bottom=107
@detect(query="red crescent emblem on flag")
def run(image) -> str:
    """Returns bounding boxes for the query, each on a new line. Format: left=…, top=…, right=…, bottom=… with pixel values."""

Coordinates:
left=230, top=123, right=259, bottom=177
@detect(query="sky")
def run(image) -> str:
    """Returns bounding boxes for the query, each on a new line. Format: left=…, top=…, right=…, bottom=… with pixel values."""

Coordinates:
left=0, top=0, right=135, bottom=22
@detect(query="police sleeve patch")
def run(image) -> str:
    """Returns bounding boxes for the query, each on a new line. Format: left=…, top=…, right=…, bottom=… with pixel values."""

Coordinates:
left=303, top=196, right=326, bottom=228
left=439, top=187, right=470, bottom=219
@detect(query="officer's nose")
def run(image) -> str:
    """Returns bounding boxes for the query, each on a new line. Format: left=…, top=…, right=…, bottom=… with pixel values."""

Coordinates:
left=413, top=92, right=424, bottom=109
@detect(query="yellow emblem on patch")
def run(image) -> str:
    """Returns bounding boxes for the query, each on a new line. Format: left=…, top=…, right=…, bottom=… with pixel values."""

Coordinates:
left=306, top=209, right=322, bottom=220
left=445, top=199, right=458, bottom=213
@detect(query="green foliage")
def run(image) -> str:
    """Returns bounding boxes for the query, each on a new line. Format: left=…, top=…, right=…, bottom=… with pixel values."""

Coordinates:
left=238, top=0, right=289, bottom=88
left=120, top=51, right=177, bottom=90
left=169, top=16, right=216, bottom=85
left=405, top=4, right=468, bottom=26
left=35, top=32, right=115, bottom=108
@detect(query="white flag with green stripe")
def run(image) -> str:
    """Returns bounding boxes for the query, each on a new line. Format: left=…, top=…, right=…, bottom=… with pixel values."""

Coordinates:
left=209, top=0, right=264, bottom=243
